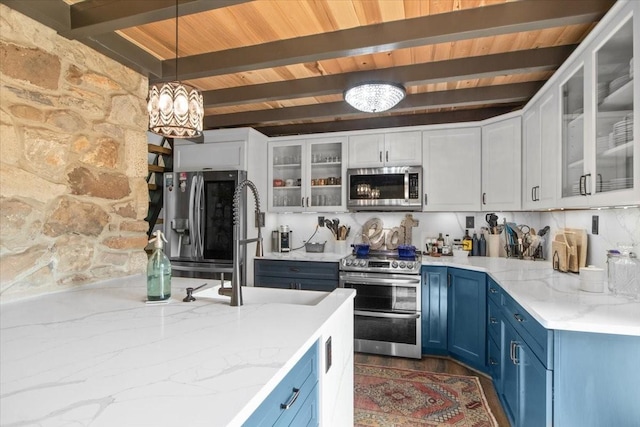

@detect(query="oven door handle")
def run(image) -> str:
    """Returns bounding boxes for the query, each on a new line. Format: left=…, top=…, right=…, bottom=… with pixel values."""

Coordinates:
left=354, top=310, right=420, bottom=320
left=342, top=277, right=420, bottom=286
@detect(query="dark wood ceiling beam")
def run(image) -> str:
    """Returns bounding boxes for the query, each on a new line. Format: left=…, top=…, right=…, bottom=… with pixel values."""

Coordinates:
left=63, top=0, right=254, bottom=39
left=204, top=82, right=541, bottom=128
left=202, top=45, right=574, bottom=108
left=156, top=0, right=614, bottom=82
left=254, top=107, right=520, bottom=137
left=84, top=33, right=164, bottom=77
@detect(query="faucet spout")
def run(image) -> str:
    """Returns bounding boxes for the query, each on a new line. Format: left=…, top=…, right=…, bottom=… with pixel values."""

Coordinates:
left=231, top=179, right=263, bottom=306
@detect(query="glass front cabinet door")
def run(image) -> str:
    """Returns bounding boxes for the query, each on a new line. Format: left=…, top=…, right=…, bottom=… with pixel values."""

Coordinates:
left=268, top=138, right=347, bottom=212
left=560, top=3, right=638, bottom=207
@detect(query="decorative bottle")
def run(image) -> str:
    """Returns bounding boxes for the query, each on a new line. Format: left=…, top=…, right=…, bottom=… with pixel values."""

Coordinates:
left=472, top=231, right=480, bottom=256
left=479, top=232, right=487, bottom=256
left=462, top=230, right=473, bottom=252
left=437, top=233, right=445, bottom=254
left=147, top=230, right=171, bottom=301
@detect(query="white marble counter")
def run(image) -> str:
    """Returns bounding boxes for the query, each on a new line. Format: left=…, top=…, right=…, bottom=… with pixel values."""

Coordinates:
left=420, top=255, right=640, bottom=336
left=0, top=276, right=355, bottom=427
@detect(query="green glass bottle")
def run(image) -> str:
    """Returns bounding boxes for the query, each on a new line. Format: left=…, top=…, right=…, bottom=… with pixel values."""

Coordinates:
left=147, top=230, right=171, bottom=301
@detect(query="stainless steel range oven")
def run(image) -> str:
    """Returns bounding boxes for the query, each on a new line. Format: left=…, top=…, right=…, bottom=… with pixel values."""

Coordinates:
left=339, top=251, right=422, bottom=359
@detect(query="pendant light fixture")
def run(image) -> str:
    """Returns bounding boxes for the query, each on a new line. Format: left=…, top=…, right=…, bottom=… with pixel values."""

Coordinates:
left=344, top=81, right=406, bottom=113
left=147, top=0, right=204, bottom=138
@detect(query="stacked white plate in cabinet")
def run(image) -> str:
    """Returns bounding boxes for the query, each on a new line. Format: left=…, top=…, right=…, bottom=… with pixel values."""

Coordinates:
left=597, top=82, right=609, bottom=103
left=613, top=115, right=633, bottom=146
left=609, top=74, right=631, bottom=93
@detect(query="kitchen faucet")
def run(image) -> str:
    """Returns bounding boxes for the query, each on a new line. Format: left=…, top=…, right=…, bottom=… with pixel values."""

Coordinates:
left=219, top=179, right=263, bottom=306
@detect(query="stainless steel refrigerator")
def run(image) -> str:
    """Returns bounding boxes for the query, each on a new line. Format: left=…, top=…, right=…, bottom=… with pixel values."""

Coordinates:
left=163, top=170, right=247, bottom=280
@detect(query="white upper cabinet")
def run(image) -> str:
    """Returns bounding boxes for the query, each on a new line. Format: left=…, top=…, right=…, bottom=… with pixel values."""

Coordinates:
left=422, top=127, right=481, bottom=211
left=523, top=91, right=559, bottom=210
left=348, top=131, right=422, bottom=168
left=268, top=137, right=347, bottom=213
left=173, top=128, right=268, bottom=172
left=559, top=2, right=638, bottom=207
left=481, top=116, right=522, bottom=211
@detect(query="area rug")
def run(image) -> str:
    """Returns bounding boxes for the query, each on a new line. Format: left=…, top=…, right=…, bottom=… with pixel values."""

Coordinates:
left=354, top=363, right=498, bottom=427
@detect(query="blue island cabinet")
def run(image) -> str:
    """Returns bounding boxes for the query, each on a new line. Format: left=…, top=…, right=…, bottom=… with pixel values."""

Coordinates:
left=488, top=277, right=553, bottom=427
left=421, top=266, right=448, bottom=354
left=447, top=268, right=487, bottom=372
left=243, top=341, right=319, bottom=427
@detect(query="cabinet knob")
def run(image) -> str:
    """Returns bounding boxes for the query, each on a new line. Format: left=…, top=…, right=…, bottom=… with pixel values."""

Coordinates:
left=489, top=358, right=498, bottom=366
left=489, top=287, right=498, bottom=294
left=513, top=313, right=525, bottom=322
left=490, top=317, right=497, bottom=324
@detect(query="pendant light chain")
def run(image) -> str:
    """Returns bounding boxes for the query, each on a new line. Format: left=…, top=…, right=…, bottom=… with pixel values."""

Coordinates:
left=175, top=0, right=178, bottom=82
left=146, top=0, right=204, bottom=138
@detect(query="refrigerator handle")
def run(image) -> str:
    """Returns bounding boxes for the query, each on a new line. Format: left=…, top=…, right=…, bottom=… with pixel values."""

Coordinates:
left=197, top=174, right=205, bottom=258
left=188, top=175, right=198, bottom=258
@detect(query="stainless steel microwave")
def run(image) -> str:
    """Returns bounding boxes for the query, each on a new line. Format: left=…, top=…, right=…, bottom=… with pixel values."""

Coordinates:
left=346, top=166, right=422, bottom=211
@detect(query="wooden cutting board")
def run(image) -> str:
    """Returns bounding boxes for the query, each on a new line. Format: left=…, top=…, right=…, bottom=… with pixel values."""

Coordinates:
left=562, top=228, right=587, bottom=272
left=552, top=233, right=569, bottom=272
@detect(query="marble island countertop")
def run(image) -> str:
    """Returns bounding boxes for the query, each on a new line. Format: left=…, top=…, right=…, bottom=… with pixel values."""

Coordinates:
left=0, top=276, right=355, bottom=427
left=420, top=255, right=640, bottom=336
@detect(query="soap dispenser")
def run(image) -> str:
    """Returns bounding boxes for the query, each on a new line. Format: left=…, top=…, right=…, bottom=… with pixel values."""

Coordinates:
left=147, top=230, right=171, bottom=301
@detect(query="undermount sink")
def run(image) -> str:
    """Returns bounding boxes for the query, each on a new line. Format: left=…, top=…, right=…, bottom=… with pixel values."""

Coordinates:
left=194, top=285, right=330, bottom=306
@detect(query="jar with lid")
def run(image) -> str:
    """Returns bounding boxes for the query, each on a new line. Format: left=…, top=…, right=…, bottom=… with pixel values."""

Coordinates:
left=607, top=243, right=640, bottom=299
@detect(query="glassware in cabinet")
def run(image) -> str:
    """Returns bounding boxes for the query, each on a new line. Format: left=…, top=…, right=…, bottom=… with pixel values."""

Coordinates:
left=594, top=17, right=634, bottom=195
left=271, top=144, right=302, bottom=209
left=561, top=65, right=585, bottom=198
left=309, top=142, right=343, bottom=209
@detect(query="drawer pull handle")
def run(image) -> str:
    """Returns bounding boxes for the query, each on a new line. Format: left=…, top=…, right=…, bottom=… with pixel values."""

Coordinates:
left=489, top=288, right=498, bottom=294
left=281, top=387, right=300, bottom=410
left=514, top=313, right=525, bottom=322
left=489, top=317, right=497, bottom=324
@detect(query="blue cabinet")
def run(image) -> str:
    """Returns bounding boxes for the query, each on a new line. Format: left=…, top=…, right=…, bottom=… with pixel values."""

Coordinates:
left=448, top=268, right=487, bottom=371
left=553, top=331, right=640, bottom=427
left=421, top=266, right=448, bottom=354
left=488, top=278, right=552, bottom=427
left=254, top=259, right=339, bottom=291
left=243, top=341, right=319, bottom=427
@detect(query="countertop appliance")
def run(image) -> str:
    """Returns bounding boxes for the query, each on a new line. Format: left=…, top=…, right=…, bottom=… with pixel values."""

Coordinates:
left=272, top=225, right=292, bottom=252
left=339, top=249, right=422, bottom=359
left=163, top=170, right=247, bottom=279
left=346, top=166, right=422, bottom=211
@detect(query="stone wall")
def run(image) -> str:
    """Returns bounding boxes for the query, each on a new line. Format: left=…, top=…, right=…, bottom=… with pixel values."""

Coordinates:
left=0, top=5, right=149, bottom=301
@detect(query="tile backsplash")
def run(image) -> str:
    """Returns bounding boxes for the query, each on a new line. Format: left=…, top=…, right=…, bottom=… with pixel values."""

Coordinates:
left=265, top=207, right=640, bottom=270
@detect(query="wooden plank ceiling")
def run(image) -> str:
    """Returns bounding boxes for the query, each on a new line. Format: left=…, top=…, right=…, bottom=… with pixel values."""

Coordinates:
left=2, top=0, right=616, bottom=137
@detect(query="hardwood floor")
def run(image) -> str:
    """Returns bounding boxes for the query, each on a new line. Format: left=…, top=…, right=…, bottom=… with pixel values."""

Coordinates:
left=355, top=352, right=510, bottom=427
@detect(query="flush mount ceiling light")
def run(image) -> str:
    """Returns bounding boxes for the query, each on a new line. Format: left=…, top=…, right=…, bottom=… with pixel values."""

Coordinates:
left=344, top=82, right=406, bottom=113
left=147, top=1, right=203, bottom=138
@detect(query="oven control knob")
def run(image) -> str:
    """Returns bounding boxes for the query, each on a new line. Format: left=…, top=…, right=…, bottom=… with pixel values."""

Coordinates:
left=399, top=261, right=406, bottom=268
left=359, top=260, right=368, bottom=267
left=345, top=259, right=352, bottom=266
left=406, top=262, right=414, bottom=269
left=391, top=261, right=398, bottom=268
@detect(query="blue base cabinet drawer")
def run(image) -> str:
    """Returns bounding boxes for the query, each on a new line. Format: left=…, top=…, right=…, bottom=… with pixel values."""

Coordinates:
left=244, top=342, right=319, bottom=427
left=502, top=290, right=553, bottom=369
left=255, top=260, right=339, bottom=292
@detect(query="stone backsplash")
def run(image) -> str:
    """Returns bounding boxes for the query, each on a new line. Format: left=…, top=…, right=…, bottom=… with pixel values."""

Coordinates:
left=0, top=5, right=149, bottom=301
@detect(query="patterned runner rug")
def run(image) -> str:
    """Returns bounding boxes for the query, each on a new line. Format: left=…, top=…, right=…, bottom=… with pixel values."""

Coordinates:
left=354, top=363, right=498, bottom=427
